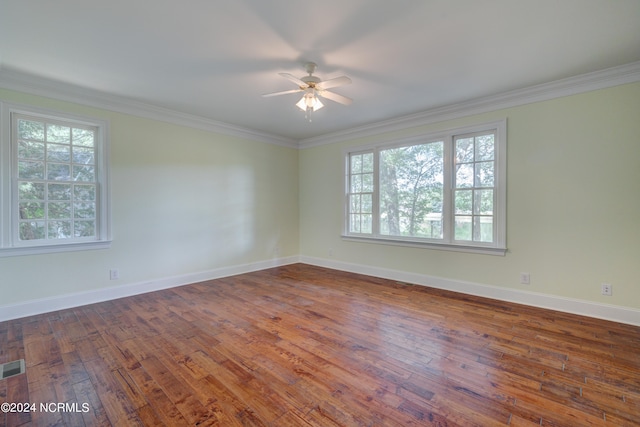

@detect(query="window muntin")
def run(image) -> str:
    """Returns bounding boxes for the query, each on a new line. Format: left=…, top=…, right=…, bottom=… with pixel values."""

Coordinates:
left=1, top=104, right=110, bottom=256
left=345, top=121, right=506, bottom=253
left=347, top=151, right=374, bottom=234
left=15, top=115, right=99, bottom=242
left=454, top=132, right=496, bottom=243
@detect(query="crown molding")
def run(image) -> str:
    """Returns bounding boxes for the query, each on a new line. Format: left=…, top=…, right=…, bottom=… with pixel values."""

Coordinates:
left=298, top=60, right=640, bottom=148
left=0, top=68, right=298, bottom=148
left=2, top=61, right=639, bottom=150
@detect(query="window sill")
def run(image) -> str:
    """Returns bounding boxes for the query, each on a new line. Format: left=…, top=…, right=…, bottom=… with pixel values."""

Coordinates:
left=341, top=235, right=507, bottom=256
left=0, top=240, right=112, bottom=257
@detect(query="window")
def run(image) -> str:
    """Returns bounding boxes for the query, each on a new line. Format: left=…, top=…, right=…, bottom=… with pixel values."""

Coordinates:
left=344, top=120, right=506, bottom=255
left=0, top=103, right=111, bottom=256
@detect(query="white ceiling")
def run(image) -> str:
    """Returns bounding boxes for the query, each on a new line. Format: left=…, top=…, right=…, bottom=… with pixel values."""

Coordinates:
left=1, top=0, right=639, bottom=143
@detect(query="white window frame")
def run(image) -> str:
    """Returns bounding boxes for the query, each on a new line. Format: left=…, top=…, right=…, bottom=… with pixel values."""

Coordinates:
left=0, top=102, right=111, bottom=257
left=343, top=119, right=507, bottom=255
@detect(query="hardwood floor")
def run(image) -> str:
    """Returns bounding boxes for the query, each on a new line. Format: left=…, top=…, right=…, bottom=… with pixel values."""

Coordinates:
left=1, top=264, right=639, bottom=426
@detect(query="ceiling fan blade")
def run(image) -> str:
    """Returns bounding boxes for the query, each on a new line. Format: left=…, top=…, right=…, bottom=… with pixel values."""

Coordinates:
left=278, top=72, right=307, bottom=88
left=318, top=90, right=353, bottom=106
left=262, top=88, right=304, bottom=97
left=315, top=76, right=352, bottom=90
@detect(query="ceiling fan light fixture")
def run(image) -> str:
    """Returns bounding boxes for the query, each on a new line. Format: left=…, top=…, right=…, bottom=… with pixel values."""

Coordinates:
left=296, top=92, right=324, bottom=112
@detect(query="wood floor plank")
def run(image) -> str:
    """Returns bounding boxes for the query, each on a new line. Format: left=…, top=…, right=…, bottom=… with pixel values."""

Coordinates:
left=81, top=350, right=146, bottom=426
left=2, top=263, right=639, bottom=426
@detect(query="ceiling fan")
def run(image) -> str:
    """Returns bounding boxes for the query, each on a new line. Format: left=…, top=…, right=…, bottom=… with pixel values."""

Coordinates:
left=263, top=62, right=352, bottom=120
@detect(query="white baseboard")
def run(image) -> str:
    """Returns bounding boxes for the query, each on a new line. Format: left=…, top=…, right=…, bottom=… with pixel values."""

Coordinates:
left=299, top=256, right=640, bottom=327
left=0, top=256, right=299, bottom=322
left=2, top=255, right=638, bottom=327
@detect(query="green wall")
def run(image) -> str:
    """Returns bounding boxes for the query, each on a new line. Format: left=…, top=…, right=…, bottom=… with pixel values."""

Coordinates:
left=0, top=89, right=299, bottom=307
left=2, top=81, right=639, bottom=319
left=299, top=82, right=640, bottom=311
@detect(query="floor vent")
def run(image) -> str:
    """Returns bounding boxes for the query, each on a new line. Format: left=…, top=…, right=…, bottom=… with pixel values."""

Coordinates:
left=1, top=359, right=25, bottom=379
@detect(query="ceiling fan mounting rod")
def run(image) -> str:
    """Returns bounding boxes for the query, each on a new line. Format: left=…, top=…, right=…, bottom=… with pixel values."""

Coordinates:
left=305, top=62, right=317, bottom=75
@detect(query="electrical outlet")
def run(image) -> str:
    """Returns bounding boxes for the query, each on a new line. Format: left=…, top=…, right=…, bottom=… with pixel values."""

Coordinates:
left=109, top=269, right=120, bottom=280
left=520, top=272, right=530, bottom=285
left=601, top=283, right=612, bottom=296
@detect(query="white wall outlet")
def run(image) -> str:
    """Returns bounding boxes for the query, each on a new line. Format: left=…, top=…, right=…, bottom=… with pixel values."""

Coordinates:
left=328, top=248, right=333, bottom=257
left=520, top=272, right=530, bottom=285
left=109, top=269, right=120, bottom=280
left=601, top=283, right=612, bottom=296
